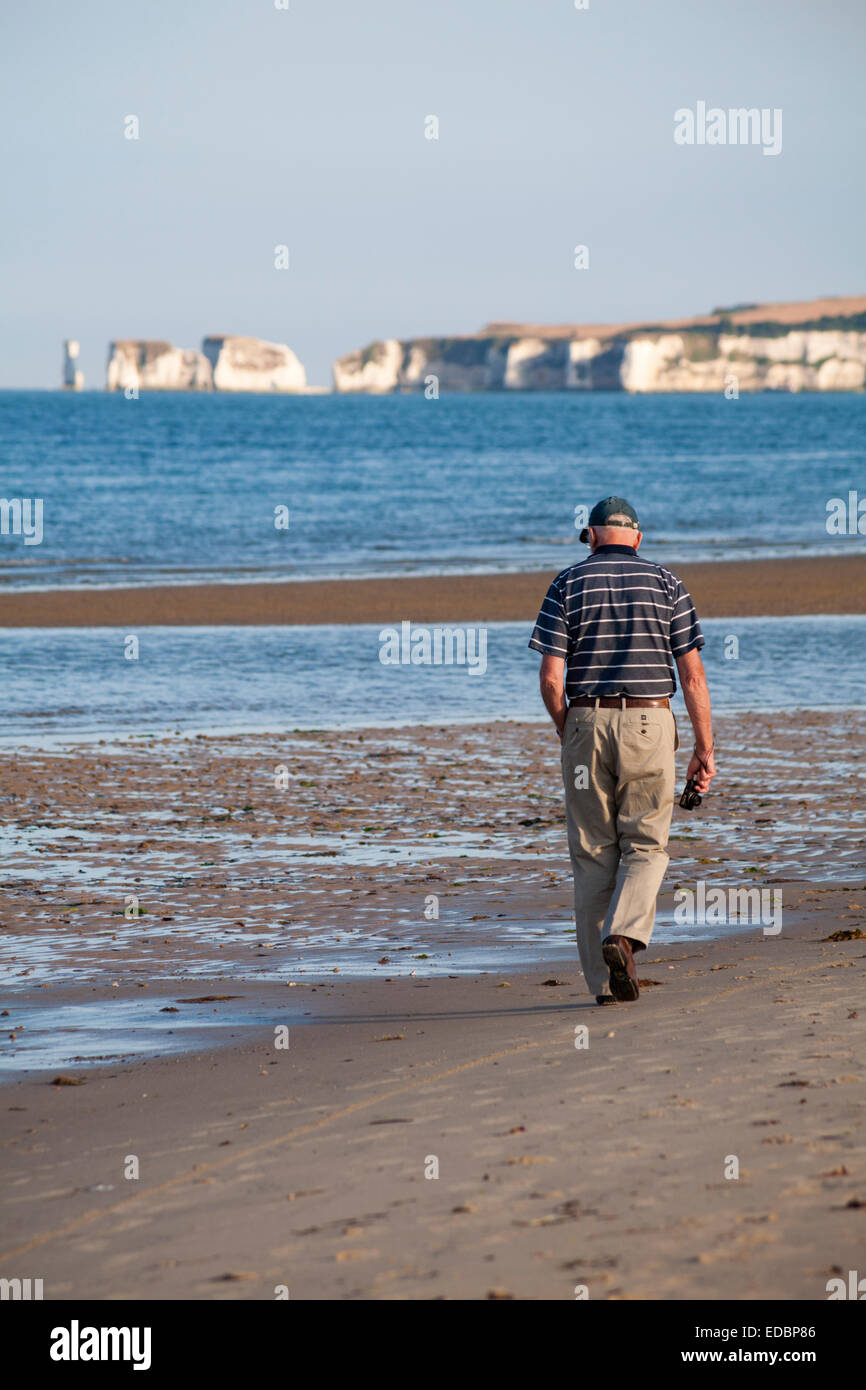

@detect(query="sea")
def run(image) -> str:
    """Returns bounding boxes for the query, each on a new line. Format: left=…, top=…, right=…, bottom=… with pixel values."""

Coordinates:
left=0, top=617, right=864, bottom=743
left=2, top=388, right=865, bottom=587
left=1, top=389, right=864, bottom=738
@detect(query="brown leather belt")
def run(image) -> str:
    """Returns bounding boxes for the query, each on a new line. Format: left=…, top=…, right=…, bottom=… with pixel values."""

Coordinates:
left=569, top=696, right=670, bottom=709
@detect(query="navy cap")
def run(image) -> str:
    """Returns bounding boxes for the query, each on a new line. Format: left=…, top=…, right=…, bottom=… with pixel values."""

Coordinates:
left=579, top=495, right=640, bottom=544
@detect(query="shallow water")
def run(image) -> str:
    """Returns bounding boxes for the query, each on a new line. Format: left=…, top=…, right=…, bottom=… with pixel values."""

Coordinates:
left=0, top=910, right=759, bottom=1075
left=0, top=615, right=863, bottom=742
left=0, top=995, right=260, bottom=1074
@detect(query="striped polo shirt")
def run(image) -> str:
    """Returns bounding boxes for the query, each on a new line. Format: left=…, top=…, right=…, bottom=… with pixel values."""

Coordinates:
left=528, top=544, right=704, bottom=698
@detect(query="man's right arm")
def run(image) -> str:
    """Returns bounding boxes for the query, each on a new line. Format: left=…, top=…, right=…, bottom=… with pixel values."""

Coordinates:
left=675, top=647, right=716, bottom=793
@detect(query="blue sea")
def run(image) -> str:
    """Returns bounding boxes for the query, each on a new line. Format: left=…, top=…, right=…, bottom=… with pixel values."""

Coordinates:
left=1, top=390, right=864, bottom=738
left=1, top=389, right=865, bottom=589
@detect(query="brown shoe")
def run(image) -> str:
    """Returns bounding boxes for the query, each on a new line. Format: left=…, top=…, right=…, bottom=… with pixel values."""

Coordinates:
left=602, top=934, right=640, bottom=1002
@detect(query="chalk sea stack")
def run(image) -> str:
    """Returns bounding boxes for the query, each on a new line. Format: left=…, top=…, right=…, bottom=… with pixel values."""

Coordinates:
left=202, top=335, right=306, bottom=392
left=105, top=335, right=307, bottom=392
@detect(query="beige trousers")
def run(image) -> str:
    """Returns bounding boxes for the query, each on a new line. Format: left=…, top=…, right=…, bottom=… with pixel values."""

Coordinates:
left=560, top=703, right=677, bottom=996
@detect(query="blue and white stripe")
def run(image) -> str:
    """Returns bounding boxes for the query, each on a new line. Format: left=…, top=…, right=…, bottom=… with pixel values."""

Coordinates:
left=528, top=545, right=704, bottom=697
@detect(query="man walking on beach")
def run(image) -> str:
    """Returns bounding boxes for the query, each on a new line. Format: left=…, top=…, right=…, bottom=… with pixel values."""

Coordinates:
left=529, top=497, right=716, bottom=1004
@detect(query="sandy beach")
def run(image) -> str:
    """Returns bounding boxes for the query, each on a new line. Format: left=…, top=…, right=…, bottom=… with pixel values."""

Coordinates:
left=1, top=903, right=864, bottom=1301
left=0, top=554, right=863, bottom=627
left=1, top=710, right=864, bottom=1298
left=1, top=561, right=863, bottom=1302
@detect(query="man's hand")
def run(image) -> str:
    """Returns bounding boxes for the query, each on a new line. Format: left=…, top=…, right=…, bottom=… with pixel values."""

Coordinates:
left=686, top=747, right=716, bottom=794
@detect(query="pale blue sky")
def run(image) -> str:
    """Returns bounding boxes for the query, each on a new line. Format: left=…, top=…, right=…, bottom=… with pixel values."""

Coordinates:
left=2, top=0, right=864, bottom=387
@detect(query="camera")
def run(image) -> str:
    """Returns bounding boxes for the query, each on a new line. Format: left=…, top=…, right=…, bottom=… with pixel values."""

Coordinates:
left=679, top=776, right=702, bottom=810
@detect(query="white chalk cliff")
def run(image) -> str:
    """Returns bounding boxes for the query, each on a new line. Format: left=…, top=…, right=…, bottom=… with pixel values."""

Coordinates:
left=332, top=296, right=866, bottom=394
left=202, top=336, right=306, bottom=392
left=106, top=341, right=213, bottom=392
left=106, top=336, right=307, bottom=392
left=331, top=338, right=405, bottom=393
left=620, top=328, right=866, bottom=393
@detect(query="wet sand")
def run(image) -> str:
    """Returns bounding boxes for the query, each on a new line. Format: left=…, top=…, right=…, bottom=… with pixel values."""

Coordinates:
left=0, top=554, right=863, bottom=627
left=0, top=712, right=864, bottom=1007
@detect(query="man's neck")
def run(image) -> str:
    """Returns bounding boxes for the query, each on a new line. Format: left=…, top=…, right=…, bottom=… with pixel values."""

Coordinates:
left=591, top=544, right=640, bottom=556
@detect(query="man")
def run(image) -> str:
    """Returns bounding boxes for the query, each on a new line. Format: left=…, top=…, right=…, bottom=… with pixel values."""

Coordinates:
left=529, top=496, right=716, bottom=1005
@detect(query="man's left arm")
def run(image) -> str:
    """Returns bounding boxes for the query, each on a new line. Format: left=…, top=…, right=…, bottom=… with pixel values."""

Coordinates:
left=539, top=654, right=567, bottom=739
